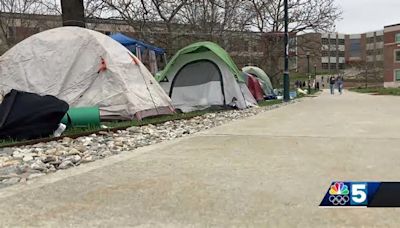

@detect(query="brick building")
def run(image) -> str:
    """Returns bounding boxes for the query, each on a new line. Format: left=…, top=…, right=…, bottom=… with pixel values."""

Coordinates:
left=383, top=24, right=400, bottom=87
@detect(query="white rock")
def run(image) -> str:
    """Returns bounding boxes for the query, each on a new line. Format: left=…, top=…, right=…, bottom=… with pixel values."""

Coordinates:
left=30, top=160, right=47, bottom=171
left=81, top=156, right=94, bottom=163
left=58, top=160, right=74, bottom=170
left=127, top=126, right=140, bottom=133
left=12, top=152, right=24, bottom=159
left=66, top=155, right=81, bottom=164
left=62, top=137, right=73, bottom=144
left=45, top=148, right=57, bottom=155
left=67, top=148, right=80, bottom=155
left=22, top=155, right=34, bottom=162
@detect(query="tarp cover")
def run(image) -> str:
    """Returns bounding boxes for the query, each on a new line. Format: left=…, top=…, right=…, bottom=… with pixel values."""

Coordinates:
left=242, top=66, right=274, bottom=95
left=0, top=27, right=174, bottom=120
left=110, top=33, right=165, bottom=55
left=0, top=90, right=69, bottom=140
left=243, top=73, right=264, bottom=101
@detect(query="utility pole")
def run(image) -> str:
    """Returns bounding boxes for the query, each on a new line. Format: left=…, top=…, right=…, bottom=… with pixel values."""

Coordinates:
left=307, top=52, right=311, bottom=94
left=61, top=0, right=85, bottom=27
left=283, top=0, right=290, bottom=101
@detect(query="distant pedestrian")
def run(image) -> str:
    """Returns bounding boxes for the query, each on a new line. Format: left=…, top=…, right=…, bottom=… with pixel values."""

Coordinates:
left=302, top=81, right=306, bottom=88
left=329, top=76, right=336, bottom=95
left=336, top=76, right=344, bottom=95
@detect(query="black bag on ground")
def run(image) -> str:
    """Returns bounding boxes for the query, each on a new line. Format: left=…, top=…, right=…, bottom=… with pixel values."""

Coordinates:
left=0, top=89, right=69, bottom=140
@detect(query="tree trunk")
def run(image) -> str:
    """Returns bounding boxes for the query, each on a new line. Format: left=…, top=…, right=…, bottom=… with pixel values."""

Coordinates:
left=61, top=0, right=85, bottom=27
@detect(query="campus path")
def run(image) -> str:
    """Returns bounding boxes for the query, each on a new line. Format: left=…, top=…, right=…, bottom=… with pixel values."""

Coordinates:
left=1, top=90, right=400, bottom=227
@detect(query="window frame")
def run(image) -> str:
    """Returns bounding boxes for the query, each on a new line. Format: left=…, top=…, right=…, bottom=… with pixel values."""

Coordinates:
left=395, top=69, right=400, bottom=81
left=396, top=33, right=400, bottom=44
left=395, top=49, right=400, bottom=63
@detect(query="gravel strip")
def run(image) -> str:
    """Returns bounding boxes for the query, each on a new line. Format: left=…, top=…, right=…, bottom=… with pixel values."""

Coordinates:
left=0, top=100, right=300, bottom=188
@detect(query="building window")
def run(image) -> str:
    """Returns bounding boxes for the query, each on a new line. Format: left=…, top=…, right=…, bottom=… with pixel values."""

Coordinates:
left=330, top=63, right=336, bottom=69
left=322, top=63, right=329, bottom=69
left=330, top=51, right=336, bottom=57
left=322, top=38, right=329, bottom=45
left=321, top=50, right=329, bottom=56
left=338, top=39, right=345, bottom=45
left=330, top=38, right=336, bottom=44
left=338, top=51, right=345, bottom=57
left=396, top=33, right=400, bottom=43
left=395, top=50, right=400, bottom=62
left=367, top=37, right=374, bottom=43
left=339, top=63, right=345, bottom=69
left=395, top=69, right=400, bottom=81
left=350, top=39, right=361, bottom=57
left=376, top=36, right=383, bottom=42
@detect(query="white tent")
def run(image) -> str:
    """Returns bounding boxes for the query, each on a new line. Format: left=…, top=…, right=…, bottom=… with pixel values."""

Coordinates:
left=0, top=27, right=174, bottom=120
left=157, top=42, right=257, bottom=112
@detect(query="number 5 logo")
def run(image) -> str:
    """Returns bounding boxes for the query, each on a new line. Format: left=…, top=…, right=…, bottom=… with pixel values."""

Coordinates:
left=351, top=183, right=368, bottom=206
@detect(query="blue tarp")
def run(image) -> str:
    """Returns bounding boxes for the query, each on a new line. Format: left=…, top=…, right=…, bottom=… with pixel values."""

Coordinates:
left=110, top=33, right=165, bottom=55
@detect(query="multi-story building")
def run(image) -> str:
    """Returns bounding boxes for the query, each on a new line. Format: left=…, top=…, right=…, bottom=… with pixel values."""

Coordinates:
left=383, top=23, right=400, bottom=87
left=322, top=33, right=346, bottom=72
left=297, top=31, right=384, bottom=75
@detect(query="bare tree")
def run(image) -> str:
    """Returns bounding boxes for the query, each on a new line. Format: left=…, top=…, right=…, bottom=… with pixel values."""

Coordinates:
left=0, top=0, right=59, bottom=54
left=246, top=0, right=342, bottom=86
left=350, top=60, right=384, bottom=88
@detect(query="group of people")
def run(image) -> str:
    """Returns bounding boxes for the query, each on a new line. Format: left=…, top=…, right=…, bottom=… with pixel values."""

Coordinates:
left=327, top=75, right=344, bottom=95
left=294, top=75, right=344, bottom=95
left=295, top=78, right=320, bottom=91
left=294, top=80, right=307, bottom=89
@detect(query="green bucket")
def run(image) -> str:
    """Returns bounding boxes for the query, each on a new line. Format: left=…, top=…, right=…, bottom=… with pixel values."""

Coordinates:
left=61, top=106, right=101, bottom=128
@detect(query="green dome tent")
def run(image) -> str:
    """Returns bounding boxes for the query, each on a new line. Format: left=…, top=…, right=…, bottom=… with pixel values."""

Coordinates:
left=157, top=42, right=257, bottom=112
left=242, top=66, right=274, bottom=96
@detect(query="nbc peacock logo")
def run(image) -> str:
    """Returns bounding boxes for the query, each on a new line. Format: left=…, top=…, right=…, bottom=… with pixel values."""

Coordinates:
left=328, top=182, right=350, bottom=205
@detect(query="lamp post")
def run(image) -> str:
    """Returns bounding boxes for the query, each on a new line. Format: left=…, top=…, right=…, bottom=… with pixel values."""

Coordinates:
left=283, top=0, right=290, bottom=101
left=306, top=52, right=310, bottom=94
left=314, top=64, right=317, bottom=78
left=314, top=64, right=317, bottom=90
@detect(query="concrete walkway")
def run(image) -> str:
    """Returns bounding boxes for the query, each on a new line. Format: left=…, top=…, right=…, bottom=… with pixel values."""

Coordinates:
left=1, top=90, right=400, bottom=227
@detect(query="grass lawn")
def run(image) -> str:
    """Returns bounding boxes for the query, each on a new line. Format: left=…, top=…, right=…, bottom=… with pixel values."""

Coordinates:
left=350, top=87, right=400, bottom=96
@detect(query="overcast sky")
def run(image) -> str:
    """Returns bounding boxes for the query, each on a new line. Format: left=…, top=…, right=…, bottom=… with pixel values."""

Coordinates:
left=335, top=0, right=400, bottom=34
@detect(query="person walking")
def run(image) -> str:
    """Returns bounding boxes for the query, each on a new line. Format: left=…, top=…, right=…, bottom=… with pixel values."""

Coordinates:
left=329, top=76, right=336, bottom=95
left=336, top=76, right=344, bottom=95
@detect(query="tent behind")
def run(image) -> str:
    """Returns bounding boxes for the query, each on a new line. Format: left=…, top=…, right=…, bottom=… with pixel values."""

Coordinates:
left=157, top=42, right=257, bottom=112
left=110, top=33, right=165, bottom=55
left=242, top=66, right=274, bottom=95
left=110, top=33, right=166, bottom=74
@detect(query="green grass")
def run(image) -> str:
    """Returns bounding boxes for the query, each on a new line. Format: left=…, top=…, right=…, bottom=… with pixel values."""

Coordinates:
left=350, top=87, right=400, bottom=96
